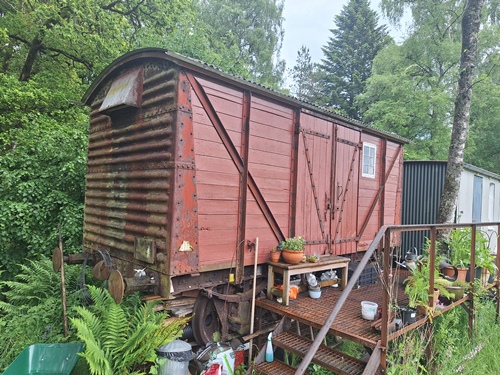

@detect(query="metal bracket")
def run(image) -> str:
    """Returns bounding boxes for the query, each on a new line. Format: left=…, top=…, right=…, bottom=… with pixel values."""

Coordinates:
left=247, top=240, right=256, bottom=252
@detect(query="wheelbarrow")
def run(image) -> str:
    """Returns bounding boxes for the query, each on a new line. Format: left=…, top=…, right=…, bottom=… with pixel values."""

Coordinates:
left=3, top=342, right=83, bottom=375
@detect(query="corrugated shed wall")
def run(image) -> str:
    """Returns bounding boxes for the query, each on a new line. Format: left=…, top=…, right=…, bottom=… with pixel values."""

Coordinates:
left=401, top=161, right=446, bottom=254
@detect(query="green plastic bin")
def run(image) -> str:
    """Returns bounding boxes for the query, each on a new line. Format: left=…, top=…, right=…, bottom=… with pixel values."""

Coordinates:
left=3, top=342, right=84, bottom=375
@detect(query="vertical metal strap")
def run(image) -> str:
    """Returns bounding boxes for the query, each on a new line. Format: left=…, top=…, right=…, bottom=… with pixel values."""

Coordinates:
left=235, top=91, right=251, bottom=283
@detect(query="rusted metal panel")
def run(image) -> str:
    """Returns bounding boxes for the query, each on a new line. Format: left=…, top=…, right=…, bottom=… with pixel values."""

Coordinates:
left=83, top=60, right=179, bottom=297
left=99, top=67, right=143, bottom=114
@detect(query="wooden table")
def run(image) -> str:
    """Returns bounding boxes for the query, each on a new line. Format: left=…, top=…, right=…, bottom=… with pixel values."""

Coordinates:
left=266, top=255, right=350, bottom=306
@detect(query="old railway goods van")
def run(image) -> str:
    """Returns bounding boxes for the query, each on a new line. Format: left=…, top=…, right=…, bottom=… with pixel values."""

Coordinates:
left=75, top=48, right=407, bottom=344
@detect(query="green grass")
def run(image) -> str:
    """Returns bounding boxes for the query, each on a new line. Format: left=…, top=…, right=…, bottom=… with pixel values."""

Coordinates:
left=384, top=297, right=500, bottom=374
left=305, top=296, right=500, bottom=374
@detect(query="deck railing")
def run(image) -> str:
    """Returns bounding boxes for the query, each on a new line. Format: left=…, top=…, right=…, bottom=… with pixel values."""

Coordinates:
left=295, top=222, right=500, bottom=375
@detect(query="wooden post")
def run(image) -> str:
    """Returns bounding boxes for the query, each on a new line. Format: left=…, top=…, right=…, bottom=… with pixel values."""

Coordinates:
left=248, top=238, right=259, bottom=364
left=58, top=225, right=68, bottom=337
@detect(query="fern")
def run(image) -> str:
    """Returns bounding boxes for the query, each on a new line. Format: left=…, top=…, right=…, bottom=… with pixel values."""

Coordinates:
left=0, top=258, right=96, bottom=371
left=71, top=285, right=190, bottom=375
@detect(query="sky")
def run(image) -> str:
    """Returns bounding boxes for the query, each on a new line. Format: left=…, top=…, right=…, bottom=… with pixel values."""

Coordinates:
left=281, top=0, right=405, bottom=70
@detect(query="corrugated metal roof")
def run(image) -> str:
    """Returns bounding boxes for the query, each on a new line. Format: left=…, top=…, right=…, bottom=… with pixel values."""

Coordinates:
left=83, top=48, right=409, bottom=144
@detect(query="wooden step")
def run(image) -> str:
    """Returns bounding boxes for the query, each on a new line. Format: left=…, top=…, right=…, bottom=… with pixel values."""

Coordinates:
left=254, top=360, right=295, bottom=375
left=273, top=331, right=365, bottom=375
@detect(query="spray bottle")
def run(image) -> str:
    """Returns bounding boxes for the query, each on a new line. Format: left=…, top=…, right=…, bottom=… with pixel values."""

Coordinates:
left=265, top=332, right=274, bottom=362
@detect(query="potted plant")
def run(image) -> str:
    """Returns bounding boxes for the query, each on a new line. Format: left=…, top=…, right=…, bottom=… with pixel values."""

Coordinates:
left=269, top=246, right=281, bottom=263
left=470, top=231, right=497, bottom=285
left=306, top=255, right=319, bottom=263
left=280, top=236, right=305, bottom=264
left=445, top=228, right=497, bottom=283
left=444, top=228, right=472, bottom=281
left=451, top=279, right=469, bottom=300
left=404, top=261, right=453, bottom=314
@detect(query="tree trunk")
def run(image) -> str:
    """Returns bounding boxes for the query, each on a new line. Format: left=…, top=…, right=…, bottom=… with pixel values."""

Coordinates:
left=19, top=37, right=43, bottom=81
left=436, top=0, right=484, bottom=228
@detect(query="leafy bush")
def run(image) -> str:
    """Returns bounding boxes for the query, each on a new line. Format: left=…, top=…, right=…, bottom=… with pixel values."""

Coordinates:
left=71, top=285, right=190, bottom=375
left=0, top=74, right=88, bottom=279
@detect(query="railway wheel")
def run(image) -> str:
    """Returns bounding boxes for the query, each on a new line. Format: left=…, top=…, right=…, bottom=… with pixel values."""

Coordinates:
left=192, top=294, right=221, bottom=345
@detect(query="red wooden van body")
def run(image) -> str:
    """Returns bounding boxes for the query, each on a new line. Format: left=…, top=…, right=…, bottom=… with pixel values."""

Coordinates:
left=82, top=48, right=405, bottom=341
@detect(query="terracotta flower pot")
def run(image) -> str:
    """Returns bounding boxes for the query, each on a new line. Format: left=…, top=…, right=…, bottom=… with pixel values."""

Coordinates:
left=442, top=266, right=458, bottom=280
left=456, top=267, right=468, bottom=282
left=270, top=251, right=281, bottom=263
left=282, top=249, right=304, bottom=264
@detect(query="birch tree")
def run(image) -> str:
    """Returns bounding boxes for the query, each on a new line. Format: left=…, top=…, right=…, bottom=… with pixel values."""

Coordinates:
left=436, top=0, right=484, bottom=224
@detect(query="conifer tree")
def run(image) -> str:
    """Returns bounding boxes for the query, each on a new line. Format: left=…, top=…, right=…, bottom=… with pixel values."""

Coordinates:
left=320, top=0, right=391, bottom=119
left=289, top=45, right=321, bottom=102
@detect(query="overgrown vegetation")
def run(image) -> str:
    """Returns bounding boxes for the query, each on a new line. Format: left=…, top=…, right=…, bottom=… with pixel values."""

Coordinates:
left=72, top=285, right=189, bottom=375
left=383, top=297, right=500, bottom=374
left=0, top=258, right=188, bottom=374
left=0, top=258, right=93, bottom=370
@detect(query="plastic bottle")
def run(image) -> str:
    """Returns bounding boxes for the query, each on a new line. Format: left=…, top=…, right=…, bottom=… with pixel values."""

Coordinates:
left=306, top=273, right=317, bottom=287
left=265, top=332, right=274, bottom=362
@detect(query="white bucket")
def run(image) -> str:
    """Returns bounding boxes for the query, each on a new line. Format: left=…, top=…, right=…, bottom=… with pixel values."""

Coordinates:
left=361, top=301, right=378, bottom=320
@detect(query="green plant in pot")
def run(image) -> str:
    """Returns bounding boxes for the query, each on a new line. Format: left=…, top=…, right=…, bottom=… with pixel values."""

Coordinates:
left=473, top=231, right=497, bottom=285
left=446, top=228, right=471, bottom=278
left=404, top=261, right=453, bottom=313
left=445, top=228, right=497, bottom=283
left=280, top=236, right=305, bottom=264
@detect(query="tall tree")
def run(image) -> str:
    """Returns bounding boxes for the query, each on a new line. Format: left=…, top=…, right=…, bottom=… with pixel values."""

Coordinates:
left=0, top=0, right=201, bottom=83
left=358, top=0, right=463, bottom=160
left=320, top=0, right=391, bottom=119
left=363, top=0, right=500, bottom=164
left=436, top=0, right=484, bottom=224
left=288, top=45, right=321, bottom=101
left=195, top=0, right=286, bottom=89
left=378, top=0, right=493, bottom=224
